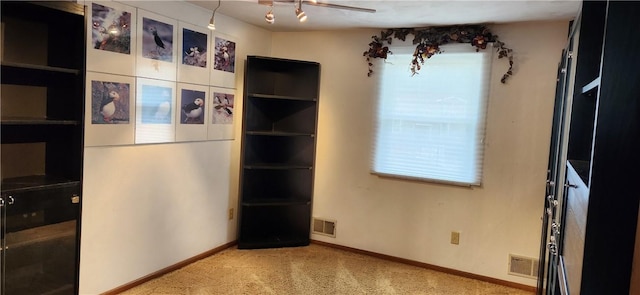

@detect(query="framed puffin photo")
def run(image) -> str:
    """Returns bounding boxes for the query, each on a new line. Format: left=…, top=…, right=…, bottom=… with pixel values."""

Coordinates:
left=177, top=22, right=210, bottom=85
left=210, top=33, right=237, bottom=89
left=86, top=1, right=136, bottom=76
left=135, top=78, right=176, bottom=144
left=176, top=83, right=208, bottom=142
left=136, top=9, right=177, bottom=81
left=84, top=72, right=136, bottom=146
left=207, top=87, right=235, bottom=140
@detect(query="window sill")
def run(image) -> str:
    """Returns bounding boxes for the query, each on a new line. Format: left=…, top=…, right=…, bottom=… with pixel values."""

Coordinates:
left=370, top=171, right=479, bottom=188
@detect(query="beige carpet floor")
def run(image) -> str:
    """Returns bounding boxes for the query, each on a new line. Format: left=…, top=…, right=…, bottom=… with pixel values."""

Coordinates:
left=118, top=244, right=535, bottom=295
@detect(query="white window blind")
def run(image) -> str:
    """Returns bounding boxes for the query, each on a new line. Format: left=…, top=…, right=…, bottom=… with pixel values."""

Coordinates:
left=371, top=43, right=492, bottom=186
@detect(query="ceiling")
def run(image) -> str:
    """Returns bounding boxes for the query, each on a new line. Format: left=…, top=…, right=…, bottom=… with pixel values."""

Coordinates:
left=188, top=0, right=581, bottom=32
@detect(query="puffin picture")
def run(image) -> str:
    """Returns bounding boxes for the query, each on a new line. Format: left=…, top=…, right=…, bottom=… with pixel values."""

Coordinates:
left=186, top=46, right=199, bottom=57
left=154, top=101, right=171, bottom=122
left=211, top=93, right=234, bottom=124
left=182, top=98, right=204, bottom=123
left=149, top=26, right=165, bottom=55
left=220, top=46, right=230, bottom=68
left=94, top=25, right=109, bottom=50
left=100, top=90, right=120, bottom=123
left=214, top=94, right=233, bottom=115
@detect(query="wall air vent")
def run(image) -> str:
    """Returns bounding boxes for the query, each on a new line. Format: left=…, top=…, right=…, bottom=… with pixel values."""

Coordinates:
left=508, top=254, right=539, bottom=278
left=312, top=218, right=336, bottom=238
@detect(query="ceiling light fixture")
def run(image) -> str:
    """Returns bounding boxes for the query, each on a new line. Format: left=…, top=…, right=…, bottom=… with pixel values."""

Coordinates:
left=208, top=0, right=221, bottom=30
left=295, top=0, right=307, bottom=22
left=265, top=5, right=275, bottom=24
left=258, top=0, right=374, bottom=24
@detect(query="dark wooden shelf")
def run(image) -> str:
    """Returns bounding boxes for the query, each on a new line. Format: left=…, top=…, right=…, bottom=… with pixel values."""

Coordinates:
left=33, top=1, right=84, bottom=16
left=246, top=130, right=314, bottom=137
left=237, top=237, right=310, bottom=249
left=244, top=164, right=313, bottom=170
left=1, top=1, right=84, bottom=293
left=240, top=56, right=319, bottom=249
left=547, top=2, right=640, bottom=295
left=1, top=63, right=80, bottom=87
left=242, top=200, right=311, bottom=207
left=581, top=77, right=600, bottom=95
left=3, top=220, right=76, bottom=250
left=1, top=62, right=80, bottom=75
left=567, top=159, right=590, bottom=186
left=1, top=175, right=80, bottom=194
left=249, top=93, right=317, bottom=102
left=2, top=1, right=84, bottom=18
left=1, top=117, right=80, bottom=126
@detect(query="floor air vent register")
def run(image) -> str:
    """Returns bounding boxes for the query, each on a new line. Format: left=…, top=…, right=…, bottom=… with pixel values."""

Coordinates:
left=509, top=254, right=539, bottom=278
left=313, top=218, right=336, bottom=237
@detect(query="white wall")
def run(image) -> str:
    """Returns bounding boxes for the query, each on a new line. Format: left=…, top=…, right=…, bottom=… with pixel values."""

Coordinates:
left=79, top=3, right=568, bottom=291
left=79, top=2, right=271, bottom=294
left=271, top=21, right=568, bottom=285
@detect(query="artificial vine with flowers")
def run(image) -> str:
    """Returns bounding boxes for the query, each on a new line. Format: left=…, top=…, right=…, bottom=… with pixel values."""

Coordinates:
left=364, top=25, right=514, bottom=83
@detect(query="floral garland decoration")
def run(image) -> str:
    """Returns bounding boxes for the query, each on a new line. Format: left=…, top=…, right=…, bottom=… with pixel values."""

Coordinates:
left=363, top=25, right=514, bottom=83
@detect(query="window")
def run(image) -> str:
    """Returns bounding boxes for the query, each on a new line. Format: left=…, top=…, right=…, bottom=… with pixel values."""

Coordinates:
left=371, top=43, right=492, bottom=186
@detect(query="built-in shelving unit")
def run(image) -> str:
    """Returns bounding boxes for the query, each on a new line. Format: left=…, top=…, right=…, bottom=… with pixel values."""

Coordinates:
left=580, top=77, right=600, bottom=95
left=1, top=1, right=85, bottom=294
left=546, top=1, right=640, bottom=294
left=238, top=56, right=320, bottom=249
left=1, top=0, right=85, bottom=186
left=564, top=0, right=607, bottom=186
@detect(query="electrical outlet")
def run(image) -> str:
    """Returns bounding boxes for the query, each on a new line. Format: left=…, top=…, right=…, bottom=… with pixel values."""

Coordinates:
left=228, top=208, right=234, bottom=220
left=451, top=231, right=460, bottom=245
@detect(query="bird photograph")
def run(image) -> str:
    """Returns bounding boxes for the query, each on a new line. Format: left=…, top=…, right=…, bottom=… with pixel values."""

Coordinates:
left=180, top=89, right=205, bottom=124
left=182, top=28, right=207, bottom=68
left=91, top=3, right=131, bottom=54
left=91, top=81, right=130, bottom=124
left=154, top=101, right=171, bottom=122
left=212, top=92, right=234, bottom=125
left=100, top=90, right=120, bottom=123
left=142, top=17, right=173, bottom=62
left=150, top=26, right=165, bottom=53
left=141, top=85, right=173, bottom=124
left=214, top=37, right=235, bottom=73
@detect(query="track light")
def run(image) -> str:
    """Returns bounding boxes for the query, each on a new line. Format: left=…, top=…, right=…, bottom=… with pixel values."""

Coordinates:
left=265, top=6, right=275, bottom=24
left=208, top=15, right=215, bottom=30
left=295, top=8, right=306, bottom=22
left=295, top=0, right=307, bottom=22
left=208, top=0, right=221, bottom=30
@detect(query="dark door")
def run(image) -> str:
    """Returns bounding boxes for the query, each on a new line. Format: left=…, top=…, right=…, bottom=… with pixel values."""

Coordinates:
left=2, top=185, right=80, bottom=295
left=537, top=21, right=578, bottom=295
left=1, top=195, right=6, bottom=295
left=537, top=51, right=567, bottom=295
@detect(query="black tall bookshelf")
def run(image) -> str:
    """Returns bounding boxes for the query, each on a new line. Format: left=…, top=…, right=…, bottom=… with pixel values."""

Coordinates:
left=1, top=2, right=85, bottom=294
left=238, top=56, right=320, bottom=249
left=541, top=1, right=640, bottom=294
